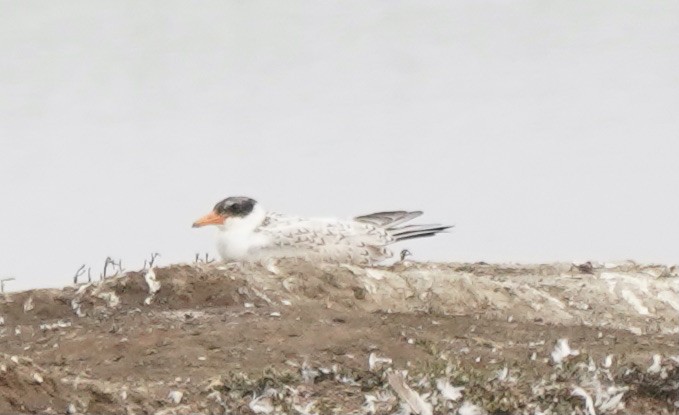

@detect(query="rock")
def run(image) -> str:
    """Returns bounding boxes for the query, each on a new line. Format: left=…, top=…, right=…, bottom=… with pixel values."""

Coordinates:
left=167, top=390, right=183, bottom=405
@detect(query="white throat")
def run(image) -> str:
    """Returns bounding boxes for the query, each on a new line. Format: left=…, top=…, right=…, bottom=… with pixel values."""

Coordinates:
left=215, top=203, right=267, bottom=261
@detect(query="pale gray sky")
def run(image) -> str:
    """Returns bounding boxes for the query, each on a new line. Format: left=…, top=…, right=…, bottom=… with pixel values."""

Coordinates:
left=1, top=0, right=678, bottom=291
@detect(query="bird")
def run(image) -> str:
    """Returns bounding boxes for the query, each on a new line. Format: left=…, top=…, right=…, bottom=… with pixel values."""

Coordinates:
left=192, top=196, right=452, bottom=266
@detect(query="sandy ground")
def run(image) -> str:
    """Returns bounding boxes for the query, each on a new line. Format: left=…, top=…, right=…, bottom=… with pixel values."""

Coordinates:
left=0, top=260, right=677, bottom=414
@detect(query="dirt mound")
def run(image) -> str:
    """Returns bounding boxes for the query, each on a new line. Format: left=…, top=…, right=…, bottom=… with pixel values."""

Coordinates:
left=0, top=261, right=677, bottom=414
left=0, top=354, right=67, bottom=413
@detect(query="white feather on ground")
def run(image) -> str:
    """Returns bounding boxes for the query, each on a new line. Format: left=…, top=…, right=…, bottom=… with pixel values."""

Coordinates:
left=387, top=371, right=433, bottom=415
left=457, top=401, right=487, bottom=415
left=571, top=387, right=597, bottom=415
left=368, top=352, right=393, bottom=372
left=551, top=338, right=579, bottom=365
left=436, top=378, right=464, bottom=401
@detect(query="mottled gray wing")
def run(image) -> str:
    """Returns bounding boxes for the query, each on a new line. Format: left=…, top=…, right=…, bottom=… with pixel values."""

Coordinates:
left=257, top=215, right=394, bottom=265
left=354, top=211, right=423, bottom=228
left=355, top=210, right=453, bottom=242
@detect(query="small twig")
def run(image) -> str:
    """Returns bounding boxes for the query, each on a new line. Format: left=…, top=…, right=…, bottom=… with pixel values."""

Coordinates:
left=143, top=253, right=160, bottom=270
left=87, top=268, right=92, bottom=283
left=74, top=264, right=87, bottom=284
left=0, top=277, right=15, bottom=294
left=194, top=253, right=213, bottom=264
left=148, top=252, right=160, bottom=268
left=101, top=256, right=114, bottom=280
left=113, top=259, right=124, bottom=275
left=400, top=249, right=412, bottom=261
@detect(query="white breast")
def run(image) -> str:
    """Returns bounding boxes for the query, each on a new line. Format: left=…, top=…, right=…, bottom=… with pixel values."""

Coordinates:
left=216, top=232, right=263, bottom=260
left=214, top=204, right=268, bottom=261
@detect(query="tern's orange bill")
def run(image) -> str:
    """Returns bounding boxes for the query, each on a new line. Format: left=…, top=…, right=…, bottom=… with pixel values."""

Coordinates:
left=192, top=211, right=226, bottom=228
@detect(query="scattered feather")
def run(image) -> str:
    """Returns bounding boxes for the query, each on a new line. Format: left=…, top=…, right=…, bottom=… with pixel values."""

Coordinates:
left=387, top=371, right=433, bottom=415
left=620, top=289, right=649, bottom=315
left=551, top=338, right=579, bottom=365
left=369, top=352, right=393, bottom=372
left=598, top=391, right=625, bottom=413
left=263, top=259, right=280, bottom=275
left=495, top=366, right=509, bottom=382
left=457, top=401, right=487, bottom=415
left=293, top=401, right=318, bottom=415
left=436, top=378, right=464, bottom=401
left=32, top=373, right=43, bottom=384
left=96, top=291, right=120, bottom=308
left=249, top=392, right=275, bottom=414
left=603, top=355, right=613, bottom=368
left=23, top=297, right=34, bottom=313
left=144, top=268, right=161, bottom=294
left=647, top=354, right=662, bottom=374
left=301, top=361, right=319, bottom=384
left=39, top=320, right=72, bottom=331
left=571, top=387, right=596, bottom=415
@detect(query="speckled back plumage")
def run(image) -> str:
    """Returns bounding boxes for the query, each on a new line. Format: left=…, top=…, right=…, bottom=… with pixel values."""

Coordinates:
left=254, top=210, right=452, bottom=265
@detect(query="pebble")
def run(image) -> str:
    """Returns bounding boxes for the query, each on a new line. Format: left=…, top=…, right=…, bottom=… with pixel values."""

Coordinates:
left=168, top=390, right=183, bottom=404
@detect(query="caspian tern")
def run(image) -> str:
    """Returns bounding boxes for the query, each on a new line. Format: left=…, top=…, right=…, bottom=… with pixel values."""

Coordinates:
left=192, top=196, right=452, bottom=265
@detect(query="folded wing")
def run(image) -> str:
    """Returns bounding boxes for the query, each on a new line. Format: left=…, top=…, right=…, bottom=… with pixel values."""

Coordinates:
left=355, top=210, right=453, bottom=242
left=256, top=210, right=452, bottom=265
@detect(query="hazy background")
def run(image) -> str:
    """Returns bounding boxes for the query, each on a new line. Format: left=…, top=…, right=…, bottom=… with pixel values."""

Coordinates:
left=1, top=0, right=678, bottom=291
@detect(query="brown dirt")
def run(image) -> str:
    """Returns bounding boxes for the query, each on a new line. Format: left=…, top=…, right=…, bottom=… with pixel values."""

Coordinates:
left=0, top=261, right=677, bottom=414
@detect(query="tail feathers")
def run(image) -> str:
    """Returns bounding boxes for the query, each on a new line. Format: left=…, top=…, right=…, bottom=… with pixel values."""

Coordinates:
left=390, top=224, right=454, bottom=242
left=395, top=232, right=443, bottom=242
left=354, top=210, right=423, bottom=228
left=355, top=210, right=453, bottom=243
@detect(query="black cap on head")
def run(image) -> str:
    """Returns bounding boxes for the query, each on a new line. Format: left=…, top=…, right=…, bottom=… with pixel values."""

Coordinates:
left=214, top=196, right=256, bottom=217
